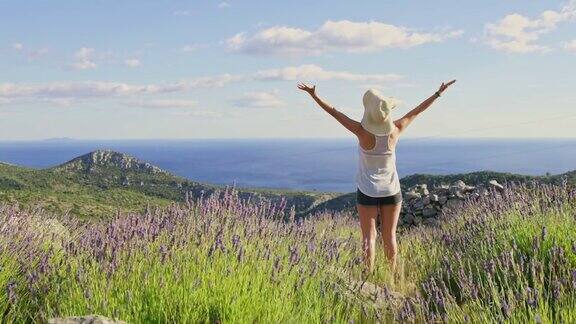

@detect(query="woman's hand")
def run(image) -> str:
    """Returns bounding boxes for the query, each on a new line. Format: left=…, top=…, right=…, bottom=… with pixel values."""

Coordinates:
left=297, top=82, right=316, bottom=96
left=438, top=80, right=456, bottom=95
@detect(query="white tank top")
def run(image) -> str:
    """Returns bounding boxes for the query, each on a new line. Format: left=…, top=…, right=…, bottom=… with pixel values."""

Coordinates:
left=356, top=133, right=401, bottom=197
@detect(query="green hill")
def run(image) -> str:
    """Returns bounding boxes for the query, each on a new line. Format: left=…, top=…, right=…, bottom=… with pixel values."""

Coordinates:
left=0, top=150, right=337, bottom=218
left=399, top=170, right=573, bottom=188
left=0, top=149, right=574, bottom=218
left=303, top=170, right=576, bottom=215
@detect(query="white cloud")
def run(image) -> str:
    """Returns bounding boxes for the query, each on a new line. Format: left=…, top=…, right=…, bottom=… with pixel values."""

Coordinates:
left=563, top=39, right=576, bottom=52
left=0, top=76, right=243, bottom=101
left=227, top=20, right=463, bottom=56
left=0, top=64, right=410, bottom=108
left=0, top=97, right=13, bottom=106
left=10, top=43, right=49, bottom=60
left=356, top=82, right=414, bottom=93
left=185, top=74, right=245, bottom=87
left=70, top=47, right=97, bottom=70
left=0, top=81, right=184, bottom=100
left=483, top=0, right=576, bottom=53
left=0, top=97, right=75, bottom=107
left=123, top=99, right=196, bottom=109
left=124, top=58, right=141, bottom=68
left=173, top=10, right=192, bottom=16
left=171, top=110, right=223, bottom=118
left=0, top=76, right=239, bottom=104
left=254, top=64, right=402, bottom=83
left=218, top=2, right=231, bottom=9
left=180, top=44, right=207, bottom=52
left=231, top=91, right=284, bottom=108
left=41, top=98, right=77, bottom=107
left=26, top=48, right=49, bottom=61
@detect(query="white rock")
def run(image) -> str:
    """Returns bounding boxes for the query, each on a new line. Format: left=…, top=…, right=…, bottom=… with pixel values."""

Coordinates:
left=403, top=214, right=415, bottom=224
left=404, top=191, right=421, bottom=200
left=422, top=206, right=437, bottom=217
left=417, top=185, right=429, bottom=196
left=445, top=199, right=463, bottom=209
left=413, top=199, right=425, bottom=210
left=489, top=180, right=504, bottom=191
left=423, top=218, right=439, bottom=227
left=452, top=180, right=466, bottom=190
left=422, top=196, right=431, bottom=205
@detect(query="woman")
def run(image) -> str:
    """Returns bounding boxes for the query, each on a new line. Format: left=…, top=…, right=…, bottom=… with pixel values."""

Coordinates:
left=297, top=80, right=456, bottom=273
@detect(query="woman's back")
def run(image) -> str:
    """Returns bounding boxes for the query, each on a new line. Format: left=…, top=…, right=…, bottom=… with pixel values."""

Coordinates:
left=356, top=133, right=401, bottom=197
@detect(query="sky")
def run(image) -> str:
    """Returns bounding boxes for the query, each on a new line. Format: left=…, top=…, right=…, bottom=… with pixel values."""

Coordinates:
left=0, top=0, right=575, bottom=140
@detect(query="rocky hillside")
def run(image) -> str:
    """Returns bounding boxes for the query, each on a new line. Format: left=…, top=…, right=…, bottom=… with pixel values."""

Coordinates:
left=55, top=150, right=167, bottom=174
left=400, top=170, right=573, bottom=188
left=0, top=150, right=338, bottom=218
left=310, top=170, right=575, bottom=217
left=0, top=149, right=574, bottom=219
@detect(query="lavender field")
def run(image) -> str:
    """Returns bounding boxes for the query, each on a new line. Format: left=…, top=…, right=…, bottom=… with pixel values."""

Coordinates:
left=1, top=182, right=576, bottom=323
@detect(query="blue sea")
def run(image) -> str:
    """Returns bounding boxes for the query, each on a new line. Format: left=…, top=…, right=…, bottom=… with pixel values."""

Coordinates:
left=0, top=138, right=575, bottom=193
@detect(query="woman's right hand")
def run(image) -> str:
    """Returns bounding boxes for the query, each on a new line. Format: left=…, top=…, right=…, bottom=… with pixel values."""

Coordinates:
left=297, top=82, right=316, bottom=96
left=437, top=80, right=456, bottom=95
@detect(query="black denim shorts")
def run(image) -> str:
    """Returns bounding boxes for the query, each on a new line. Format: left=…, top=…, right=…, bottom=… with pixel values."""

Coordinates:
left=356, top=188, right=403, bottom=206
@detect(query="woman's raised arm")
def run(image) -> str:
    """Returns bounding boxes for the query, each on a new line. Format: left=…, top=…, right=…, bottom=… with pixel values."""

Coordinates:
left=394, top=80, right=456, bottom=134
left=297, top=83, right=362, bottom=136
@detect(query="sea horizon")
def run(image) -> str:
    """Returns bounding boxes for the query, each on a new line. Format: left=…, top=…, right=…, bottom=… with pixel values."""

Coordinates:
left=1, top=137, right=575, bottom=193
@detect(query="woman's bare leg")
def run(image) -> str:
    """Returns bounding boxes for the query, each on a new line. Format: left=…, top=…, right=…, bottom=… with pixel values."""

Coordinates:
left=379, top=203, right=402, bottom=273
left=357, top=203, right=378, bottom=273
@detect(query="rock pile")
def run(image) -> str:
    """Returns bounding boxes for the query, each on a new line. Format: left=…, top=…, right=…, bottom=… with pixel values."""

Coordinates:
left=399, top=179, right=505, bottom=227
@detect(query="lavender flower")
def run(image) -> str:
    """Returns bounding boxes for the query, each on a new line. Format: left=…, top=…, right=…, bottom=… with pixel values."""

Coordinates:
left=6, top=280, right=17, bottom=304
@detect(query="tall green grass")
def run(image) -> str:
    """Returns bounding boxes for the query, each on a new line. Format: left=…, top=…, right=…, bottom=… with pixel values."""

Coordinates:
left=1, top=183, right=575, bottom=322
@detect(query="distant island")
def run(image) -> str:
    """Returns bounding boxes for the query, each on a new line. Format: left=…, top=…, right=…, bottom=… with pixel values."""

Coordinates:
left=0, top=149, right=573, bottom=218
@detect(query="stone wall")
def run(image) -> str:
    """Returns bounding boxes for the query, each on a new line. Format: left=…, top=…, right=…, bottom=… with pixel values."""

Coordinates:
left=399, top=179, right=505, bottom=227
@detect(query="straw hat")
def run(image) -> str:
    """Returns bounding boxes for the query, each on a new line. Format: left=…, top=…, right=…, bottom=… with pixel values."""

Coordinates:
left=361, top=89, right=398, bottom=136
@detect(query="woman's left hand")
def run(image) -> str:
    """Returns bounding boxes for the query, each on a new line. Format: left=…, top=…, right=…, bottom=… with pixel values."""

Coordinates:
left=297, top=82, right=316, bottom=96
left=438, top=80, right=456, bottom=94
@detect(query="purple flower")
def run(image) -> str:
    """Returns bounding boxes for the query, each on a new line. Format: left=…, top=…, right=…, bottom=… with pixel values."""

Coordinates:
left=262, top=245, right=271, bottom=260
left=231, top=234, right=240, bottom=249
left=552, top=280, right=561, bottom=302
left=236, top=247, right=244, bottom=263
left=535, top=314, right=542, bottom=324
left=500, top=300, right=511, bottom=318
left=483, top=259, right=496, bottom=275
left=159, top=245, right=168, bottom=262
left=207, top=245, right=216, bottom=258
left=289, top=247, right=300, bottom=265
left=6, top=280, right=17, bottom=304
left=307, top=241, right=316, bottom=253
left=541, top=226, right=547, bottom=241
left=273, top=256, right=281, bottom=274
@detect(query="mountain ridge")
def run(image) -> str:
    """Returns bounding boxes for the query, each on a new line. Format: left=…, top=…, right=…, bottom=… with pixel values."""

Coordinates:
left=55, top=150, right=168, bottom=174
left=0, top=150, right=574, bottom=218
left=0, top=150, right=335, bottom=218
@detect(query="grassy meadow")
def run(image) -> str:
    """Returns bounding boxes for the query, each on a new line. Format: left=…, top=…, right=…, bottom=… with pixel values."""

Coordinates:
left=1, top=182, right=575, bottom=323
